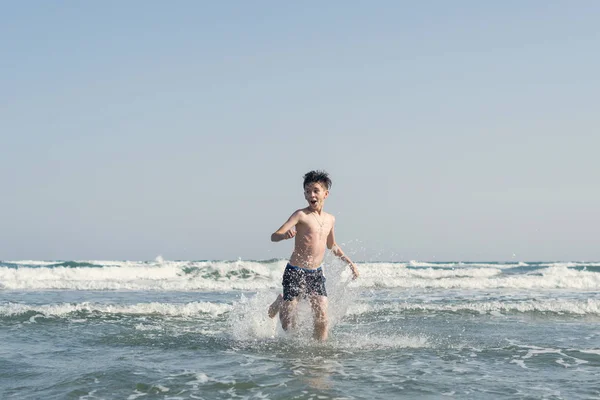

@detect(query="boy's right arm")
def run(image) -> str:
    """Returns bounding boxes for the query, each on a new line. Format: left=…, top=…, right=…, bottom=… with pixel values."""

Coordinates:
left=271, top=210, right=301, bottom=242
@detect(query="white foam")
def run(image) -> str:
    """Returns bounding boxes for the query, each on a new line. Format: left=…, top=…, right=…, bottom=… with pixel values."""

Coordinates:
left=408, top=260, right=523, bottom=269
left=539, top=262, right=600, bottom=267
left=331, top=333, right=430, bottom=349
left=347, top=298, right=600, bottom=315
left=580, top=349, right=600, bottom=356
left=126, top=391, right=147, bottom=400
left=354, top=265, right=600, bottom=290
left=0, top=301, right=233, bottom=318
left=510, top=359, right=528, bottom=369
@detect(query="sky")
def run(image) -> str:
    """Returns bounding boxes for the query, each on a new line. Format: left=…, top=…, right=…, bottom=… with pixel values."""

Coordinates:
left=1, top=1, right=599, bottom=262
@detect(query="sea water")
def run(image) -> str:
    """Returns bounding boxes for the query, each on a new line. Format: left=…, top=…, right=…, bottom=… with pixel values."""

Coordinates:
left=1, top=258, right=599, bottom=399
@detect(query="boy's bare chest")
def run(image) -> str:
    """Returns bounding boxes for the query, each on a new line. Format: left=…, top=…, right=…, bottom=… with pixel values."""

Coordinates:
left=299, top=214, right=330, bottom=237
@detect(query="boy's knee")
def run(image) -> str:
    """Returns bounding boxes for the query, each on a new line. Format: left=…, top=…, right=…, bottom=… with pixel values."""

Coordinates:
left=311, top=296, right=328, bottom=311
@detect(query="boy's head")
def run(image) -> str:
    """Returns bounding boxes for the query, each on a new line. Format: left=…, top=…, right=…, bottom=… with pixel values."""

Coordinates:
left=303, top=170, right=331, bottom=211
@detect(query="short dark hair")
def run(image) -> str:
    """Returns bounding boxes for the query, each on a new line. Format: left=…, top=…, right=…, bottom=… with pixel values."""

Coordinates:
left=303, top=170, right=332, bottom=190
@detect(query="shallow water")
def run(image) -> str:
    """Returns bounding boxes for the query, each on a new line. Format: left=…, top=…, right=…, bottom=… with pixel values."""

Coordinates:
left=1, top=259, right=599, bottom=399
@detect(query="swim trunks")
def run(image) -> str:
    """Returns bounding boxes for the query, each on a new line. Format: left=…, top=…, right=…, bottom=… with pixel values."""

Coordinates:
left=282, top=263, right=327, bottom=301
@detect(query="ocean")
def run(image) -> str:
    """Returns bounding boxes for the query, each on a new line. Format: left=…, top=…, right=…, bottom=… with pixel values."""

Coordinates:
left=1, top=258, right=599, bottom=399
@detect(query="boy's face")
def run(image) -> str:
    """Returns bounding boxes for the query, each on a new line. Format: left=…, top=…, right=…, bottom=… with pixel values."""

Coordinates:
left=304, top=182, right=329, bottom=211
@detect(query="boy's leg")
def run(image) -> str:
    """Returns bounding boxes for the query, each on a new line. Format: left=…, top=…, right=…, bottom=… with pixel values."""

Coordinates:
left=268, top=294, right=283, bottom=318
left=309, top=295, right=329, bottom=341
left=279, top=264, right=302, bottom=328
left=279, top=298, right=299, bottom=331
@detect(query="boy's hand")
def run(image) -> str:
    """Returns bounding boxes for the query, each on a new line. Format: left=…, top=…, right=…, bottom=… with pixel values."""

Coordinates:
left=350, top=263, right=360, bottom=280
left=284, top=228, right=296, bottom=240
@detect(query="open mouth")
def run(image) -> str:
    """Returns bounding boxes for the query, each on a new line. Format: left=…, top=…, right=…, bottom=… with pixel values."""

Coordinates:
left=310, top=200, right=318, bottom=206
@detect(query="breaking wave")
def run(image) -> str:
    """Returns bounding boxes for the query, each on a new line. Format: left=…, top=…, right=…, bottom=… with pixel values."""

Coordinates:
left=1, top=260, right=600, bottom=291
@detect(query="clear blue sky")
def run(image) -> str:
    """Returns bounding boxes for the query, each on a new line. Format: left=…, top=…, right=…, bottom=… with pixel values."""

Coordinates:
left=1, top=1, right=598, bottom=261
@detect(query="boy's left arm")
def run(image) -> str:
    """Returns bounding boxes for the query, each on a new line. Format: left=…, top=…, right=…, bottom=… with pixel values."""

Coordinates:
left=327, top=217, right=359, bottom=279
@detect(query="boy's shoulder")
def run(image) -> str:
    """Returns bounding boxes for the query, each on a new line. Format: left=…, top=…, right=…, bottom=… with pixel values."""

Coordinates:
left=291, top=208, right=310, bottom=218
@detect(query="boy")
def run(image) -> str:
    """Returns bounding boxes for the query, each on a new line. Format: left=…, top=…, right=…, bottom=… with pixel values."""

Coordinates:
left=268, top=170, right=359, bottom=341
